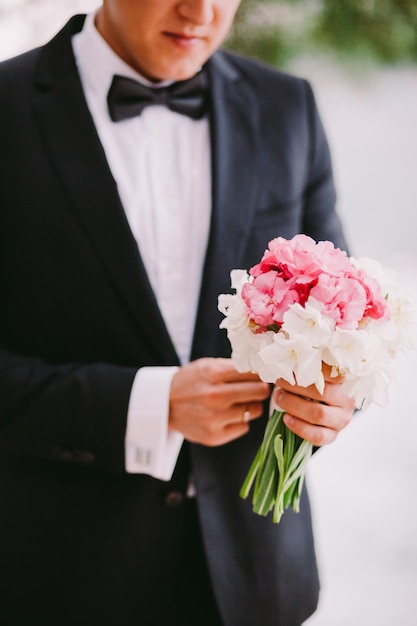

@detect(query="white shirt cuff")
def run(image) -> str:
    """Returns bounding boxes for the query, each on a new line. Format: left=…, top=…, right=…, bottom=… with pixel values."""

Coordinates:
left=124, top=366, right=184, bottom=481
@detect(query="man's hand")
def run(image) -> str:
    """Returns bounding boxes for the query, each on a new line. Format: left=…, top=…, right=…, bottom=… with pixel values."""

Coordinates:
left=169, top=358, right=270, bottom=446
left=273, top=364, right=355, bottom=447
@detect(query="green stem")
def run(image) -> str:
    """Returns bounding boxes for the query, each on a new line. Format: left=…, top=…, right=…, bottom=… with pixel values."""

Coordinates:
left=239, top=446, right=262, bottom=499
left=240, top=410, right=313, bottom=523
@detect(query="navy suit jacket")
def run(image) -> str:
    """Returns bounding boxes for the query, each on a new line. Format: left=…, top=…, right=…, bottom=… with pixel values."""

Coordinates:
left=0, top=14, right=348, bottom=626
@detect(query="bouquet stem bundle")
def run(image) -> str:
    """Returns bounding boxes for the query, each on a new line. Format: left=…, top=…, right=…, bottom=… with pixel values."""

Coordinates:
left=240, top=409, right=313, bottom=522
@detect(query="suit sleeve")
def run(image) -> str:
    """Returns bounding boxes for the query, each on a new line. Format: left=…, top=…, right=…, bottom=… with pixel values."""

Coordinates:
left=0, top=346, right=137, bottom=474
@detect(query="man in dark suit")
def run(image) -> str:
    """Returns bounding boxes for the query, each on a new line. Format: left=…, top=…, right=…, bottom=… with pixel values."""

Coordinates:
left=0, top=1, right=354, bottom=625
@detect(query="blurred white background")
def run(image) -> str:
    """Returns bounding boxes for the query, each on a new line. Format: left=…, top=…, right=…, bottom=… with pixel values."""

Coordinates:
left=1, top=1, right=416, bottom=624
left=297, top=60, right=417, bottom=626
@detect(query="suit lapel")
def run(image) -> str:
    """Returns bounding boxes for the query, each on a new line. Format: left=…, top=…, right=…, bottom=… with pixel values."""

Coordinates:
left=208, top=52, right=261, bottom=266
left=191, top=52, right=261, bottom=358
left=32, top=16, right=179, bottom=364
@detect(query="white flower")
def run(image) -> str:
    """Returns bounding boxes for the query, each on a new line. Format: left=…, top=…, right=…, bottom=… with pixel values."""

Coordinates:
left=353, top=255, right=416, bottom=354
left=324, top=327, right=395, bottom=408
left=258, top=332, right=324, bottom=391
left=229, top=324, right=275, bottom=374
left=281, top=298, right=334, bottom=347
left=324, top=327, right=372, bottom=376
left=343, top=365, right=392, bottom=409
left=385, top=292, right=416, bottom=353
left=218, top=271, right=250, bottom=336
left=230, top=269, right=250, bottom=293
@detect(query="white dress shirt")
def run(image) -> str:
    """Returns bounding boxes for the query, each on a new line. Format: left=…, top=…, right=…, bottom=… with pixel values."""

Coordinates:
left=72, top=13, right=212, bottom=480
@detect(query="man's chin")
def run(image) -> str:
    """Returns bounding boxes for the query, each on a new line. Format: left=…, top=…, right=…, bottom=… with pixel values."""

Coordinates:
left=163, top=59, right=208, bottom=81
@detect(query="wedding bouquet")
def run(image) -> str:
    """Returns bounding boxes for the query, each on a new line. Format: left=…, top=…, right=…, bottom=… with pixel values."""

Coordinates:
left=218, top=234, right=414, bottom=523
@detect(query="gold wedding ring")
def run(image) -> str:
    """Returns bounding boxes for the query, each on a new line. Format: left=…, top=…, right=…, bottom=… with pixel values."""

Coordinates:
left=242, top=407, right=251, bottom=423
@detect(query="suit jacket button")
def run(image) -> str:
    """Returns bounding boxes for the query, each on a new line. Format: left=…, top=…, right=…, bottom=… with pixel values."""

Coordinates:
left=60, top=450, right=74, bottom=463
left=80, top=451, right=95, bottom=465
left=165, top=491, right=185, bottom=507
left=51, top=447, right=74, bottom=462
left=74, top=449, right=95, bottom=465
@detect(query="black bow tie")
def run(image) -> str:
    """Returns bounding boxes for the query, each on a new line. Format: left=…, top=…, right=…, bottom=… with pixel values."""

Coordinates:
left=107, top=71, right=209, bottom=122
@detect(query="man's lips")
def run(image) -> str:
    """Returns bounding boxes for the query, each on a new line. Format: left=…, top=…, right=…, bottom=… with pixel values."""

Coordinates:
left=163, top=31, right=205, bottom=48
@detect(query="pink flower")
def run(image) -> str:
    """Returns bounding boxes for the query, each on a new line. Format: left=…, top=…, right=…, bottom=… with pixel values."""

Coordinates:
left=240, top=233, right=391, bottom=336
left=286, top=274, right=317, bottom=307
left=353, top=269, right=390, bottom=321
left=309, top=274, right=368, bottom=329
left=250, top=234, right=351, bottom=281
left=243, top=235, right=355, bottom=330
left=241, top=280, right=275, bottom=327
left=242, top=272, right=300, bottom=328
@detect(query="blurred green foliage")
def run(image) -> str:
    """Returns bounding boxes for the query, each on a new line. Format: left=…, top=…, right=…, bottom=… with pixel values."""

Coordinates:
left=227, top=0, right=417, bottom=67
